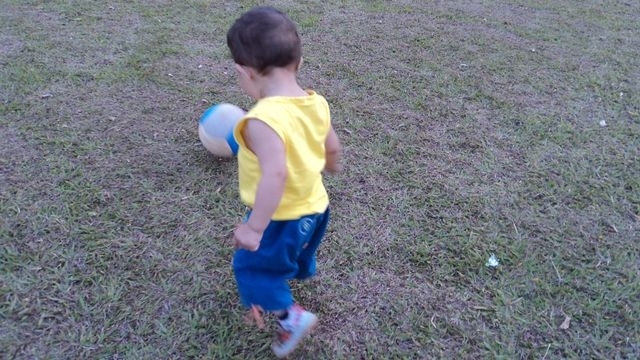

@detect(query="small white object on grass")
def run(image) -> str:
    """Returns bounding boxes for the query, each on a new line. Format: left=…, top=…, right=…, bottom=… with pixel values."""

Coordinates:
left=486, top=253, right=499, bottom=267
left=599, top=119, right=607, bottom=127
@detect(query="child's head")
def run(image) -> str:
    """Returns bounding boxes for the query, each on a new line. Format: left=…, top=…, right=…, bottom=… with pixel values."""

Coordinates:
left=227, top=6, right=302, bottom=75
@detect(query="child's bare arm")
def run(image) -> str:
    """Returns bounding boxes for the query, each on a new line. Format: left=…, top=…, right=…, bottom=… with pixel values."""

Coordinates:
left=324, top=125, right=342, bottom=174
left=233, top=118, right=286, bottom=251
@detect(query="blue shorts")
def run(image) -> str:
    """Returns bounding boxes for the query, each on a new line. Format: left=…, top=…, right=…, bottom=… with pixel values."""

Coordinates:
left=233, top=209, right=330, bottom=311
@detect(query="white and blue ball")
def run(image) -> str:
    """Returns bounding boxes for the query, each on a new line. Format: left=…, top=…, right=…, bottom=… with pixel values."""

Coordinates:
left=198, top=103, right=245, bottom=157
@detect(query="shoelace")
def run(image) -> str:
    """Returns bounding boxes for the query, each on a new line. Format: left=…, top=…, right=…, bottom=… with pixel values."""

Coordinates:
left=275, top=326, right=292, bottom=344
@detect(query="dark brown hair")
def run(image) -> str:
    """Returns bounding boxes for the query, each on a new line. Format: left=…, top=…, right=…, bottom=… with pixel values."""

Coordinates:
left=226, top=6, right=301, bottom=74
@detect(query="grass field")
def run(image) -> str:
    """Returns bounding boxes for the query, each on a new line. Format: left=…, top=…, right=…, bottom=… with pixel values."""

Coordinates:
left=1, top=1, right=639, bottom=359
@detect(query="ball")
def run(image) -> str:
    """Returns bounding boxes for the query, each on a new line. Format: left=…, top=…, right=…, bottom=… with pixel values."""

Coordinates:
left=198, top=103, right=245, bottom=157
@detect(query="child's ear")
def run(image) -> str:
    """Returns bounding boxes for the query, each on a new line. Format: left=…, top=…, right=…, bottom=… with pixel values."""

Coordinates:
left=235, top=64, right=257, bottom=79
left=297, top=57, right=304, bottom=71
left=234, top=63, right=248, bottom=77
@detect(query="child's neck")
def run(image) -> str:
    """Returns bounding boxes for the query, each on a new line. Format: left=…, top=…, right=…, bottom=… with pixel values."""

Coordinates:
left=257, top=68, right=308, bottom=99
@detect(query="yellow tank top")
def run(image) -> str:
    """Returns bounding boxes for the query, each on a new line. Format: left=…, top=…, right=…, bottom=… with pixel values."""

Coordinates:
left=233, top=90, right=330, bottom=220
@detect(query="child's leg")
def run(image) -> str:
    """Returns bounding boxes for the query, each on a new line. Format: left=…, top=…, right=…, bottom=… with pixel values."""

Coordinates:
left=233, top=223, right=295, bottom=311
left=270, top=211, right=329, bottom=357
left=233, top=213, right=329, bottom=357
left=233, top=217, right=317, bottom=311
left=233, top=268, right=293, bottom=311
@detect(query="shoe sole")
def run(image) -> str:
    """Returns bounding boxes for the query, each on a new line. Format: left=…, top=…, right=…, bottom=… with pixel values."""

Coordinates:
left=272, top=316, right=318, bottom=359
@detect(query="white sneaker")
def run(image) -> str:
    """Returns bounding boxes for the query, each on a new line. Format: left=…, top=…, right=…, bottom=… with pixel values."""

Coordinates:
left=271, top=304, right=318, bottom=358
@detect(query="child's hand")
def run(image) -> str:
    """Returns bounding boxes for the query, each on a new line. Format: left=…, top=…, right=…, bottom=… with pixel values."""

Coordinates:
left=233, top=223, right=262, bottom=251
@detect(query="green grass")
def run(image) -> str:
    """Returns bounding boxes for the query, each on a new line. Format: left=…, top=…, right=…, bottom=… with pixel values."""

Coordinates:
left=2, top=0, right=639, bottom=359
